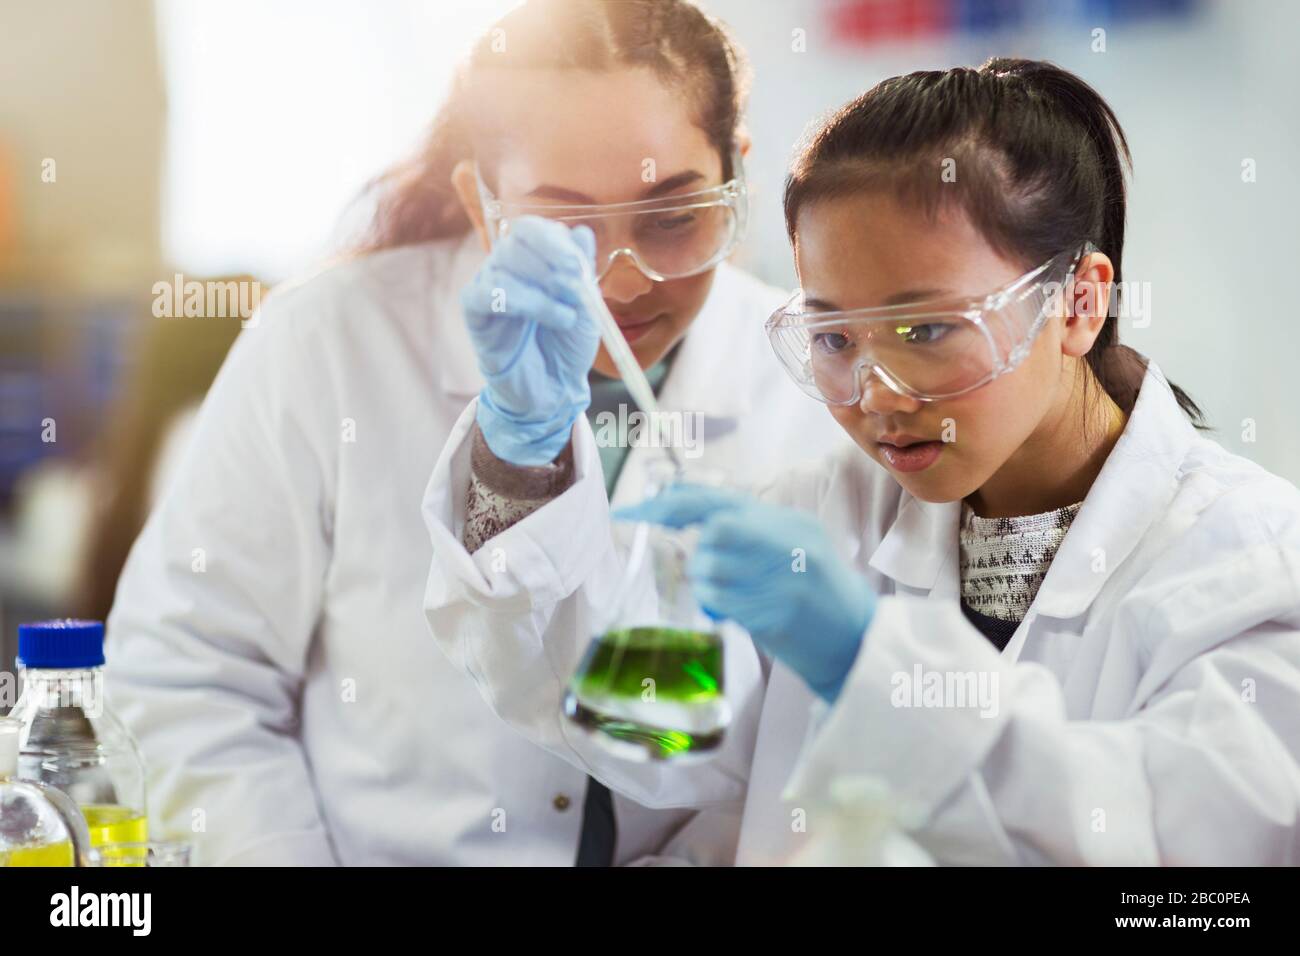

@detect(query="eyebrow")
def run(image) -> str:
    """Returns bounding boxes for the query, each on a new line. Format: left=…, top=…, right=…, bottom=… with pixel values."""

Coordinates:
left=803, top=288, right=948, bottom=312
left=525, top=169, right=707, bottom=204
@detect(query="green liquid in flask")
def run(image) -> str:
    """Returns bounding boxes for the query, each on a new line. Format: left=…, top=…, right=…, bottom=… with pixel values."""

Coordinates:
left=563, top=626, right=728, bottom=761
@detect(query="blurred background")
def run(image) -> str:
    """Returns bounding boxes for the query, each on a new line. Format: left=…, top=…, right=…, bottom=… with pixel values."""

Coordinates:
left=1, top=0, right=1297, bottom=677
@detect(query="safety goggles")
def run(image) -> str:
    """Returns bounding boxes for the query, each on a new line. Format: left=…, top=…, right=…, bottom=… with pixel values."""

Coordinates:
left=475, top=162, right=748, bottom=282
left=765, top=243, right=1093, bottom=404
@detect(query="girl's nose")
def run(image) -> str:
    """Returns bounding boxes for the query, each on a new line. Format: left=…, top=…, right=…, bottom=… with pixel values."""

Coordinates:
left=598, top=251, right=654, bottom=303
left=857, top=367, right=923, bottom=416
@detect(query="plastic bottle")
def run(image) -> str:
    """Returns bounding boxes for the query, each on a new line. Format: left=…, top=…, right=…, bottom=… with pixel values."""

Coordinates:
left=9, top=619, right=148, bottom=847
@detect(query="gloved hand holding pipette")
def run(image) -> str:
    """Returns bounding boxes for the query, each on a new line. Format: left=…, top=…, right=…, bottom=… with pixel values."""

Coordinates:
left=461, top=216, right=600, bottom=466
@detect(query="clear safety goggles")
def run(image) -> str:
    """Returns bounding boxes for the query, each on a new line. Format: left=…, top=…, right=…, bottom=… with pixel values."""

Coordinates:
left=475, top=163, right=748, bottom=282
left=765, top=243, right=1094, bottom=404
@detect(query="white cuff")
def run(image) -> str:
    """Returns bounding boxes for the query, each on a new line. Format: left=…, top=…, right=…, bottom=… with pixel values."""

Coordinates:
left=423, top=398, right=611, bottom=613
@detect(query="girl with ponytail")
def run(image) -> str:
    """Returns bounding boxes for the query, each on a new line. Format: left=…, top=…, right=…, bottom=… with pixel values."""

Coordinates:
left=437, top=58, right=1300, bottom=864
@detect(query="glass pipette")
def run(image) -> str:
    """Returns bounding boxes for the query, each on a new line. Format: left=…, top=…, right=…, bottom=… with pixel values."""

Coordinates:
left=573, top=260, right=686, bottom=478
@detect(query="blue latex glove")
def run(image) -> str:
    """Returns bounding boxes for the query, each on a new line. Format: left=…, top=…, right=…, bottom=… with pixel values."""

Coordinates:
left=616, top=485, right=876, bottom=703
left=461, top=216, right=600, bottom=465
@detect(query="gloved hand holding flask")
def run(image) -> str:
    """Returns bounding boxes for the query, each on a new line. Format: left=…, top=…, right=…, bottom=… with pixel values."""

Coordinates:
left=617, top=485, right=877, bottom=703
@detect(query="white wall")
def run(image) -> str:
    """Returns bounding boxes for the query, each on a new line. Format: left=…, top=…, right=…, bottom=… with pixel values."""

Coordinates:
left=156, top=0, right=516, bottom=282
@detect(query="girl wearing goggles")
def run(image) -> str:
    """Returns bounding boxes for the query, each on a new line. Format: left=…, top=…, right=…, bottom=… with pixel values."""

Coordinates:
left=431, top=57, right=1300, bottom=866
left=106, top=0, right=849, bottom=868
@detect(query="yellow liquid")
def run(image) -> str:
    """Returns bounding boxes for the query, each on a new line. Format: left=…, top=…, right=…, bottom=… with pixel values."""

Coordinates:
left=1, top=841, right=75, bottom=867
left=0, top=806, right=148, bottom=866
left=83, top=804, right=149, bottom=847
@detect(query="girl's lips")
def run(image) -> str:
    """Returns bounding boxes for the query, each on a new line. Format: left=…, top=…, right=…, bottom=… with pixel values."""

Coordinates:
left=878, top=439, right=945, bottom=473
left=613, top=314, right=661, bottom=343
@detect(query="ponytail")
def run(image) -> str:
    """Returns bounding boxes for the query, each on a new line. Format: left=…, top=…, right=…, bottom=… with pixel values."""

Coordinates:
left=988, top=59, right=1206, bottom=428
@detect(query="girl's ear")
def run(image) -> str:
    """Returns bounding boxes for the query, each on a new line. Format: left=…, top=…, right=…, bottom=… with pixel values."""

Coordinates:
left=451, top=160, right=492, bottom=252
left=1061, top=251, right=1115, bottom=358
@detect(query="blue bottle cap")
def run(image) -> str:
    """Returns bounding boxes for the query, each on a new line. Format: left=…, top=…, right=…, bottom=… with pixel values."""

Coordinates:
left=16, top=619, right=106, bottom=669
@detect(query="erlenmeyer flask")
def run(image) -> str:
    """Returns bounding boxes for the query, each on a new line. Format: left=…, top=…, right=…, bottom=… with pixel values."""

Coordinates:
left=563, top=462, right=729, bottom=761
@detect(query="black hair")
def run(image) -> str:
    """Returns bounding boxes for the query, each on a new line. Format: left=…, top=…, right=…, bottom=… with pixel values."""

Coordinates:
left=783, top=57, right=1206, bottom=427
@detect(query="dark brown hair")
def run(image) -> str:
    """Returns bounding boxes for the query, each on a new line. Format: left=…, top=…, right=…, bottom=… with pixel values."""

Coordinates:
left=354, top=0, right=748, bottom=253
left=783, top=57, right=1205, bottom=427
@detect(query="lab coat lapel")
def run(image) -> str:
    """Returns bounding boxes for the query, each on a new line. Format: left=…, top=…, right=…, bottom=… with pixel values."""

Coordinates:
left=1021, top=362, right=1196, bottom=622
left=867, top=494, right=962, bottom=600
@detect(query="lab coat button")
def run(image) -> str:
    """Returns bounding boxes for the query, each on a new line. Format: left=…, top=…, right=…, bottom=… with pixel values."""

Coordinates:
left=553, top=794, right=571, bottom=811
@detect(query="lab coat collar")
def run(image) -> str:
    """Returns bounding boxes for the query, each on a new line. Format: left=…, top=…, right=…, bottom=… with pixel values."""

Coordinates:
left=649, top=264, right=757, bottom=421
left=1030, top=362, right=1195, bottom=618
left=867, top=362, right=1197, bottom=617
left=867, top=494, right=961, bottom=595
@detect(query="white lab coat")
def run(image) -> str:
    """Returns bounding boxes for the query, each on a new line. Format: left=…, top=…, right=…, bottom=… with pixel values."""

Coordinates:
left=104, top=235, right=849, bottom=865
left=423, top=362, right=1300, bottom=865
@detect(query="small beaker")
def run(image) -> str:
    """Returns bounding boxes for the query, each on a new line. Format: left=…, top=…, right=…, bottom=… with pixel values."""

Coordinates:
left=563, top=461, right=730, bottom=761
left=89, top=840, right=194, bottom=867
